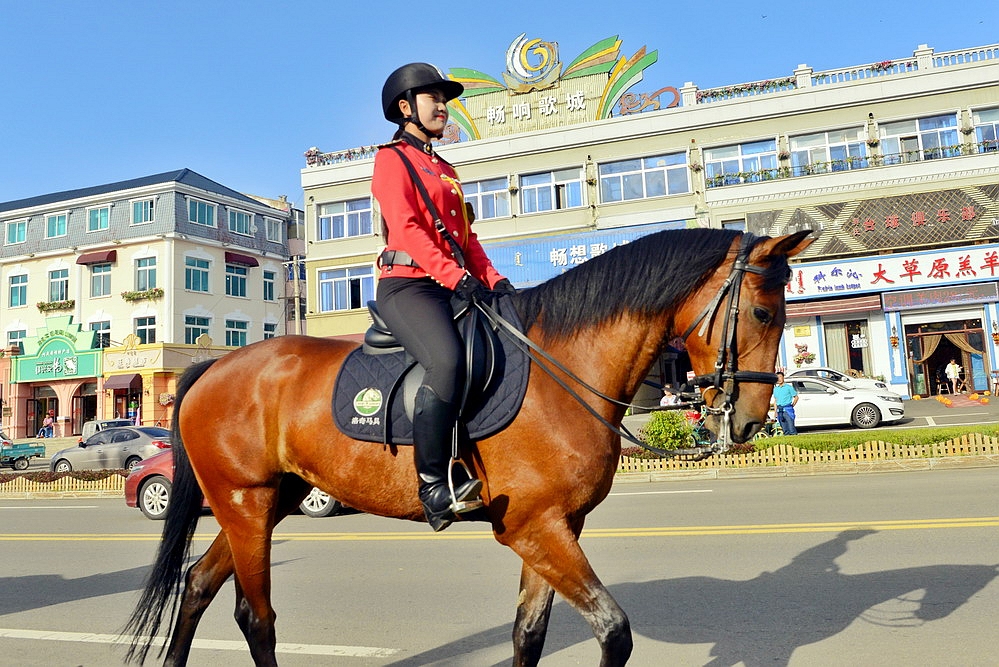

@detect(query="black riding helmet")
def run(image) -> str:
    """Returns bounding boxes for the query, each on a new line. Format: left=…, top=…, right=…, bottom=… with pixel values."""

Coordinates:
left=381, top=63, right=463, bottom=137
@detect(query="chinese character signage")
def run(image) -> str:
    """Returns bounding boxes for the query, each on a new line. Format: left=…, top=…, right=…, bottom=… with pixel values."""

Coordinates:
left=749, top=188, right=997, bottom=260
left=444, top=34, right=660, bottom=141
left=13, top=315, right=100, bottom=382
left=484, top=220, right=687, bottom=287
left=787, top=242, right=999, bottom=301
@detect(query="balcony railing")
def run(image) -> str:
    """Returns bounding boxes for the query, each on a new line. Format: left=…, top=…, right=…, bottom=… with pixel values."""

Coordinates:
left=704, top=140, right=997, bottom=189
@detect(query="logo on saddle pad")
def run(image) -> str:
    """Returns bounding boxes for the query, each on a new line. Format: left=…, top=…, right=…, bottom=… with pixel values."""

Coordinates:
left=352, top=388, right=383, bottom=423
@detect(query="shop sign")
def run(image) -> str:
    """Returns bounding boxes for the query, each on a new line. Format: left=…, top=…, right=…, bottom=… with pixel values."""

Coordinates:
left=12, top=315, right=99, bottom=383
left=444, top=34, right=660, bottom=141
left=484, top=220, right=686, bottom=287
left=787, top=242, right=999, bottom=300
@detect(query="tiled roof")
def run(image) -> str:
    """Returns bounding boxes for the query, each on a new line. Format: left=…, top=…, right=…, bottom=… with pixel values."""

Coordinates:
left=0, top=168, right=273, bottom=214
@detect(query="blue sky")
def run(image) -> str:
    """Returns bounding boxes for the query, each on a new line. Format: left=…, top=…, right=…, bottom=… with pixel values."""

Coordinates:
left=1, top=1, right=994, bottom=209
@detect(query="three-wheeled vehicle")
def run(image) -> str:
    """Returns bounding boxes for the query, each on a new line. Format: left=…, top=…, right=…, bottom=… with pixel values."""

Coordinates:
left=0, top=430, right=45, bottom=471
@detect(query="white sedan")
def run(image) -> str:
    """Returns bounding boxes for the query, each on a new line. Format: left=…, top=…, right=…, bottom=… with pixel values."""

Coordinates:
left=786, top=377, right=904, bottom=429
left=786, top=366, right=888, bottom=391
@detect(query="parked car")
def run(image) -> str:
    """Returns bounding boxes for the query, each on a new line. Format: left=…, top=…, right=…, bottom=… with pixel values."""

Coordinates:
left=79, top=418, right=135, bottom=443
left=786, top=377, right=904, bottom=429
left=50, top=426, right=171, bottom=473
left=125, top=449, right=343, bottom=520
left=786, top=366, right=888, bottom=391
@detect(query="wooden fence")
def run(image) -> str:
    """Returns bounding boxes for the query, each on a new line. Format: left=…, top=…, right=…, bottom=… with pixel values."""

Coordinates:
left=618, top=433, right=999, bottom=473
left=2, top=436, right=997, bottom=496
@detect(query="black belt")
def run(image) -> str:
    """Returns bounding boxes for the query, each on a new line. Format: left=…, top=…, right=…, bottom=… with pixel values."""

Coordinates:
left=379, top=249, right=421, bottom=269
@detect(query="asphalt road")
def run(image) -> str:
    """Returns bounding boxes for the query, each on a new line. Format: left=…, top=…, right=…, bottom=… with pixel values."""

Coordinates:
left=1, top=468, right=997, bottom=666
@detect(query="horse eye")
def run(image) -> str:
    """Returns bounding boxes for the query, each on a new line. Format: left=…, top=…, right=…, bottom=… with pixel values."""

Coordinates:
left=753, top=307, right=772, bottom=324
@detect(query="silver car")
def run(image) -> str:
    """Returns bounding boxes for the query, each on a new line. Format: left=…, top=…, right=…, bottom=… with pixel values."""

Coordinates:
left=50, top=426, right=172, bottom=473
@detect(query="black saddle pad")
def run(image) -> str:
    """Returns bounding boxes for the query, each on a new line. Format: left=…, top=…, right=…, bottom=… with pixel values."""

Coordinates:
left=333, top=298, right=530, bottom=445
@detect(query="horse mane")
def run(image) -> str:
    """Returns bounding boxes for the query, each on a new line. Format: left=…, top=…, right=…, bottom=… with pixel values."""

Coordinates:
left=513, top=229, right=783, bottom=339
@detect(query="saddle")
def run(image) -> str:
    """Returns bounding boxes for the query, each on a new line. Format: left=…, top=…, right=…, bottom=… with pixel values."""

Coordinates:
left=332, top=296, right=530, bottom=445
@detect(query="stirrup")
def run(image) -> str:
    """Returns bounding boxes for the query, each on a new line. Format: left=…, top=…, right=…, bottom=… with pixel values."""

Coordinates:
left=448, top=458, right=483, bottom=513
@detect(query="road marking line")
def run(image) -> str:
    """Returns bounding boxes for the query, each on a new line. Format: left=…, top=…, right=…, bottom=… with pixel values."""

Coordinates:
left=1, top=518, right=996, bottom=541
left=0, top=628, right=399, bottom=657
left=925, top=417, right=936, bottom=426
left=0, top=506, right=98, bottom=510
left=609, top=489, right=713, bottom=496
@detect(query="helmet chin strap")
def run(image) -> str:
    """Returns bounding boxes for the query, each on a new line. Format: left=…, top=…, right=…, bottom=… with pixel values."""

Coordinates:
left=403, top=91, right=444, bottom=140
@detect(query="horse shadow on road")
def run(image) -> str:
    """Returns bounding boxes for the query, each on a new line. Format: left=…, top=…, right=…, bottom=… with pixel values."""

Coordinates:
left=389, top=530, right=998, bottom=666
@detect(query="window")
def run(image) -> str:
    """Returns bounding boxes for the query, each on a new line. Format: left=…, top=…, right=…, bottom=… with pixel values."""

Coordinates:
left=8, top=273, right=27, bottom=307
left=704, top=139, right=779, bottom=187
left=90, top=263, right=111, bottom=297
left=132, top=199, right=154, bottom=224
left=317, top=198, right=372, bottom=240
left=188, top=199, right=216, bottom=226
left=520, top=168, right=584, bottom=214
left=789, top=128, right=868, bottom=175
left=135, top=316, right=156, bottom=344
left=49, top=269, right=69, bottom=302
left=263, top=322, right=277, bottom=339
left=184, top=316, right=210, bottom=344
left=5, top=219, right=27, bottom=245
left=91, top=321, right=110, bottom=348
left=228, top=209, right=252, bottom=235
left=87, top=206, right=110, bottom=232
left=318, top=265, right=374, bottom=312
left=464, top=178, right=510, bottom=220
left=185, top=257, right=210, bottom=292
left=265, top=217, right=283, bottom=242
left=135, top=257, right=157, bottom=290
left=880, top=114, right=960, bottom=164
left=973, top=107, right=999, bottom=153
left=46, top=213, right=68, bottom=238
left=263, top=270, right=276, bottom=301
left=225, top=264, right=248, bottom=297
left=599, top=153, right=688, bottom=203
left=7, top=329, right=26, bottom=352
left=225, top=319, right=248, bottom=347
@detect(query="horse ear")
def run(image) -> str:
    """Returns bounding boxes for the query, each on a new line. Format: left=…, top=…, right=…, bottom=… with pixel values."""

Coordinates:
left=763, top=230, right=814, bottom=258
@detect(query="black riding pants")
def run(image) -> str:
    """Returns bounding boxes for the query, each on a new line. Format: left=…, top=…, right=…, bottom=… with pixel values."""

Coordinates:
left=376, top=277, right=465, bottom=405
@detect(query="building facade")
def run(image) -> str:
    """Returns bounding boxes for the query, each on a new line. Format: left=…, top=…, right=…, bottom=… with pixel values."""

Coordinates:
left=0, top=169, right=293, bottom=437
left=300, top=38, right=999, bottom=401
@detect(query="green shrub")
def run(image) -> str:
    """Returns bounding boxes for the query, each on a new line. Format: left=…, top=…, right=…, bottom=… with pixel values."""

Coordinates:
left=638, top=410, right=694, bottom=450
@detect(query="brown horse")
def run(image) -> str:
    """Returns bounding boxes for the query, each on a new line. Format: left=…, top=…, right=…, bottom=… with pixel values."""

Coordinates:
left=123, top=228, right=811, bottom=666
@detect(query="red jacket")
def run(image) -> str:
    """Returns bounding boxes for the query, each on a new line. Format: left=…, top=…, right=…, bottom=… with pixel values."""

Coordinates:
left=372, top=141, right=505, bottom=290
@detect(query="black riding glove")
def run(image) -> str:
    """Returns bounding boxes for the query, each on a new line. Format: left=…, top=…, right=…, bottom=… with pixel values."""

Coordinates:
left=492, top=278, right=517, bottom=295
left=454, top=274, right=489, bottom=303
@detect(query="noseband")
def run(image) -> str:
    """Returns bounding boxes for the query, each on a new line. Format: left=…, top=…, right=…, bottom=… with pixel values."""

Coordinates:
left=680, top=232, right=778, bottom=447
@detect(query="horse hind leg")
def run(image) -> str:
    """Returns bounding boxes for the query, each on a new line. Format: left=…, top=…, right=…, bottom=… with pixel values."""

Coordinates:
left=164, top=478, right=308, bottom=666
left=164, top=534, right=235, bottom=666
left=512, top=563, right=556, bottom=667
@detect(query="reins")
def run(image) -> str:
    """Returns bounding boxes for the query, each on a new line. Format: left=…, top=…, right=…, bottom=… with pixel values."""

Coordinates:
left=477, top=232, right=777, bottom=459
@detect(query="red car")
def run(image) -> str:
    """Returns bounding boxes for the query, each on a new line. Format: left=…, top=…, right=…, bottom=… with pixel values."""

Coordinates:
left=125, top=449, right=343, bottom=520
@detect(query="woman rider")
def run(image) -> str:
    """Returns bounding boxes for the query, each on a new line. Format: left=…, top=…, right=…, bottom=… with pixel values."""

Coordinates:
left=372, top=63, right=515, bottom=531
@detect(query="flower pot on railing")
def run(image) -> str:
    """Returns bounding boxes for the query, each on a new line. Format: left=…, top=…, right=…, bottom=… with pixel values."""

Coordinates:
left=121, top=287, right=164, bottom=302
left=36, top=299, right=75, bottom=313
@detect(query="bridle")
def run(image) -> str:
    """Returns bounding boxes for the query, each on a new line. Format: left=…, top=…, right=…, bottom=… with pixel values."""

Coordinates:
left=477, top=232, right=780, bottom=457
left=678, top=232, right=779, bottom=450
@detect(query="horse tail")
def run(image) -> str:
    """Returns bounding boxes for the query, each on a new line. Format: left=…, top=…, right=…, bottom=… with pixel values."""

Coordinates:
left=122, top=359, right=218, bottom=664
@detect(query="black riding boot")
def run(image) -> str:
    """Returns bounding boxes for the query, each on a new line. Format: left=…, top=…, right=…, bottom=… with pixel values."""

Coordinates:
left=413, top=385, right=483, bottom=532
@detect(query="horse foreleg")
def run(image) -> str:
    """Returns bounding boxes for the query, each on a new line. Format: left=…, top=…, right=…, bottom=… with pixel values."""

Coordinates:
left=512, top=563, right=555, bottom=666
left=164, top=533, right=235, bottom=666
left=504, top=518, right=632, bottom=667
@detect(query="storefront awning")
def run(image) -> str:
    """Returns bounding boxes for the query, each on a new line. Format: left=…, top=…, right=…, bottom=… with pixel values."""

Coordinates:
left=786, top=294, right=883, bottom=319
left=224, top=251, right=259, bottom=267
left=76, top=249, right=117, bottom=265
left=103, top=373, right=140, bottom=390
